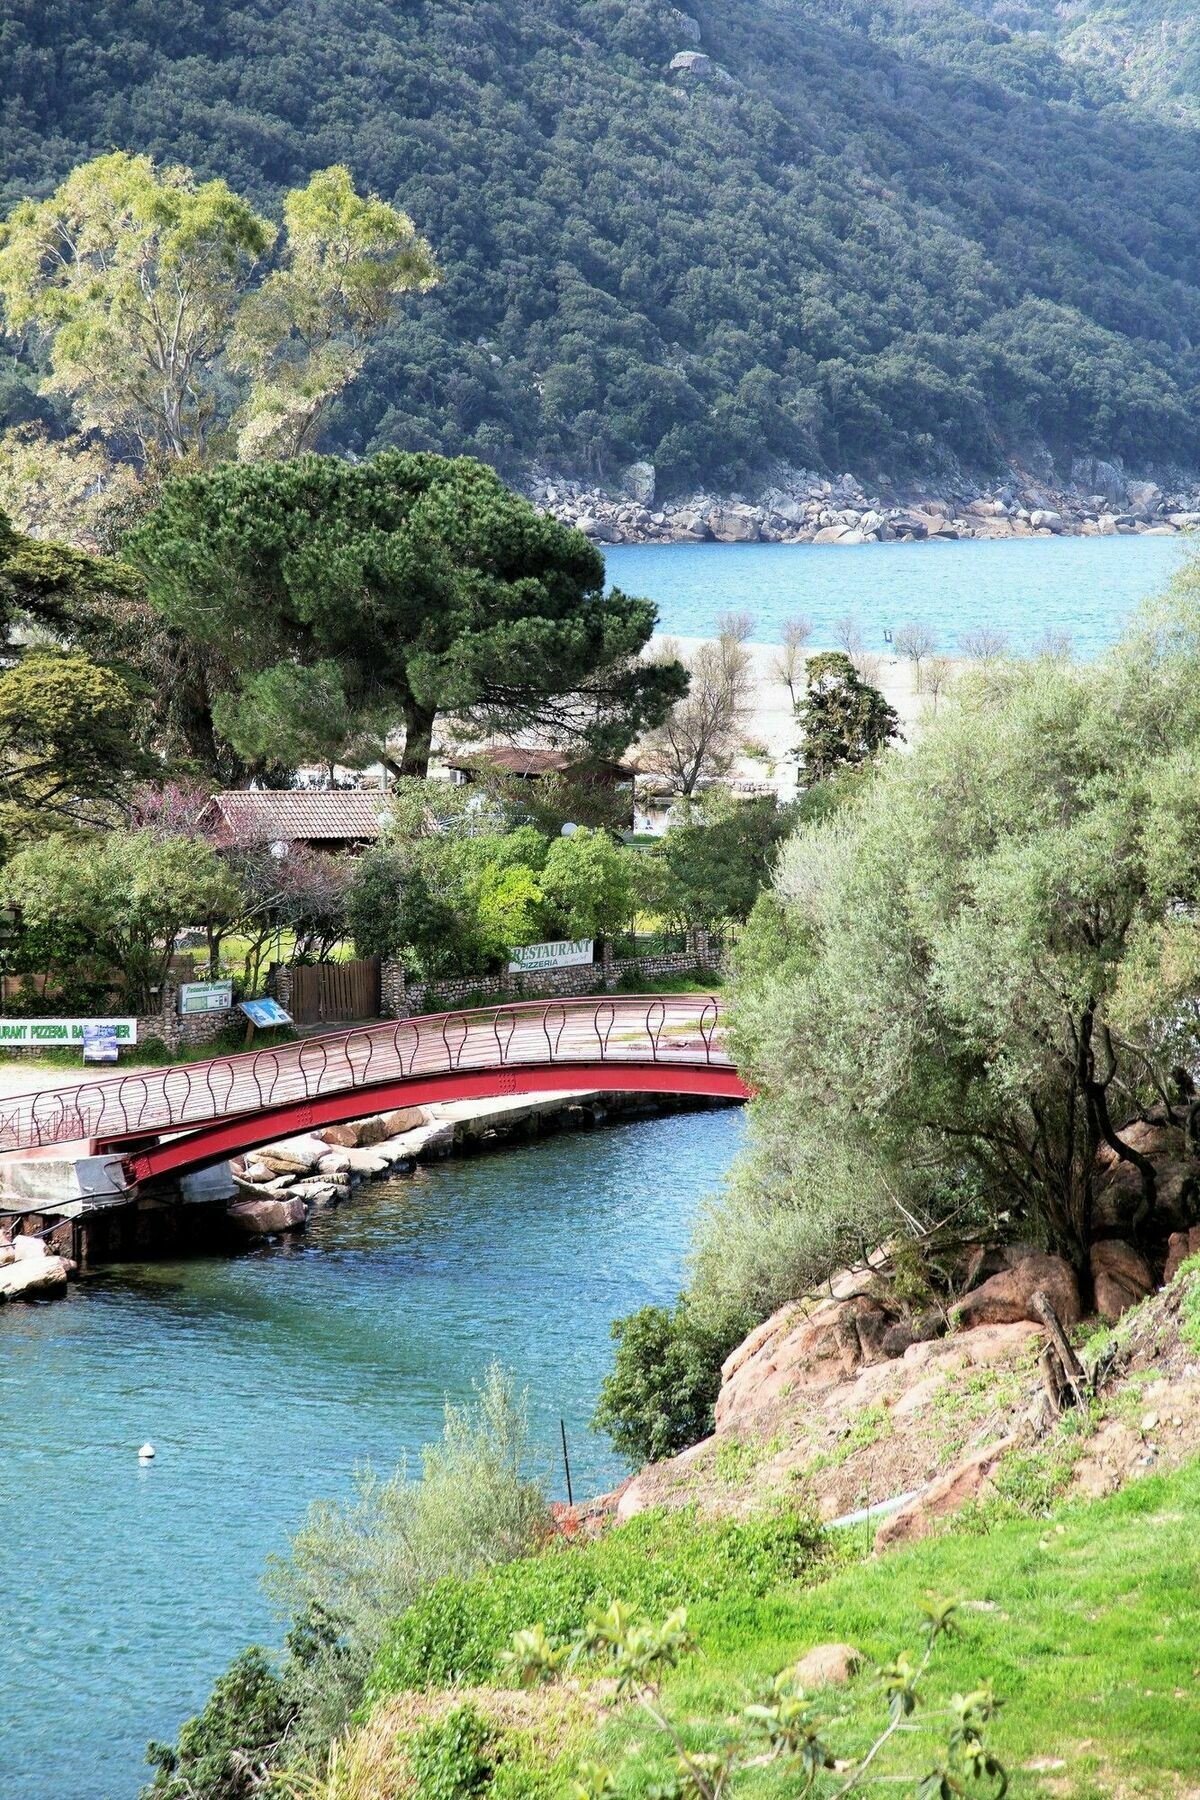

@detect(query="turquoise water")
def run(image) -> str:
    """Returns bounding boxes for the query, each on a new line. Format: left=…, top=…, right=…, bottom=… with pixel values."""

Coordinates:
left=606, top=534, right=1190, bottom=654
left=0, top=1108, right=741, bottom=1800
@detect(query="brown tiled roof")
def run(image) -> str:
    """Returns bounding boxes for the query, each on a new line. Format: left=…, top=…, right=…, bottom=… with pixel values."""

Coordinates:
left=203, top=790, right=389, bottom=842
left=446, top=747, right=635, bottom=779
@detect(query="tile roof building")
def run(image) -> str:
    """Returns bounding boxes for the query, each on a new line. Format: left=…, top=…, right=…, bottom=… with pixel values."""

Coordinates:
left=200, top=790, right=391, bottom=851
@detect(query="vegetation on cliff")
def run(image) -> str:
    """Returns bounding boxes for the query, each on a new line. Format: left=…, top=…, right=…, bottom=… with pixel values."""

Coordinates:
left=3, top=1, right=1200, bottom=487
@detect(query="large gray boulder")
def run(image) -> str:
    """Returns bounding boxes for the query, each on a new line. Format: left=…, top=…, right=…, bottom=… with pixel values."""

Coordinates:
left=669, top=50, right=713, bottom=76
left=707, top=503, right=761, bottom=542
left=1072, top=456, right=1127, bottom=507
left=669, top=9, right=702, bottom=44
left=576, top=513, right=619, bottom=543
left=622, top=460, right=656, bottom=506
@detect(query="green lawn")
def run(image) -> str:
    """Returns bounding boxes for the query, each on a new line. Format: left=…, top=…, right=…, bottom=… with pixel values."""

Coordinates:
left=368, top=1462, right=1200, bottom=1800
left=580, top=1468, right=1200, bottom=1799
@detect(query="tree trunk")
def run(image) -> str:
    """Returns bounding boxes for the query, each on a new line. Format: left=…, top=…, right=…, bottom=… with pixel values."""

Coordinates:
left=399, top=701, right=437, bottom=778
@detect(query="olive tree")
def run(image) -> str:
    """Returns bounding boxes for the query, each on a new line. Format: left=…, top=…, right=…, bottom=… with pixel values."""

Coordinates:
left=716, top=588, right=1200, bottom=1314
left=1, top=829, right=242, bottom=1011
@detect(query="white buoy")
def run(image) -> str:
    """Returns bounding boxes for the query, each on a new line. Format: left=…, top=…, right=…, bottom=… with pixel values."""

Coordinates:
left=138, top=1442, right=156, bottom=1461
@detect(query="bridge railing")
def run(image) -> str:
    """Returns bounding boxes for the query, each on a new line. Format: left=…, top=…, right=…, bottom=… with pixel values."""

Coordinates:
left=0, top=995, right=729, bottom=1154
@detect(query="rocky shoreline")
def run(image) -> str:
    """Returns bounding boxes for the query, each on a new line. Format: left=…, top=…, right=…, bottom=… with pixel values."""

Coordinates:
left=222, top=1090, right=728, bottom=1241
left=527, top=456, right=1200, bottom=548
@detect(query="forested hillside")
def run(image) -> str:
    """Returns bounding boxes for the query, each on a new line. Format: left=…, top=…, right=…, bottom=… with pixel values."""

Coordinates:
left=949, top=0, right=1200, bottom=122
left=2, top=0, right=1199, bottom=492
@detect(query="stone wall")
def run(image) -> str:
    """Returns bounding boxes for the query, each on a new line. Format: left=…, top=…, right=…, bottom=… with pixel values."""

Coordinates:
left=137, top=986, right=233, bottom=1056
left=0, top=983, right=231, bottom=1062
left=388, top=943, right=722, bottom=1018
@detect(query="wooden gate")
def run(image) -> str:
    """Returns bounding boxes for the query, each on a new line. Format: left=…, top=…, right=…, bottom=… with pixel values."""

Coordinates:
left=288, top=958, right=381, bottom=1025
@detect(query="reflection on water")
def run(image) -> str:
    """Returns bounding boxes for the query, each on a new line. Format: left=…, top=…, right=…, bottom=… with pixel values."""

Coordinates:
left=0, top=1107, right=742, bottom=1800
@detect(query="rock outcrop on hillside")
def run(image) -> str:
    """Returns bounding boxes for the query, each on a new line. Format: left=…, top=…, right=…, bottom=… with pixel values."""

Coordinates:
left=598, top=1113, right=1200, bottom=1548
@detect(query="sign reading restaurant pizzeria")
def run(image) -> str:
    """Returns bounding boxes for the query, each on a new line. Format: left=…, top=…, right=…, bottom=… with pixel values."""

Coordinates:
left=0, top=1018, right=138, bottom=1047
left=507, top=938, right=595, bottom=974
left=179, top=979, right=234, bottom=1016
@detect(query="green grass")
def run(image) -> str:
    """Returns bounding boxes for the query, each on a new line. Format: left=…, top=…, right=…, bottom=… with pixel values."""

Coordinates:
left=612, top=968, right=725, bottom=996
left=367, top=1508, right=827, bottom=1702
left=572, top=1464, right=1200, bottom=1799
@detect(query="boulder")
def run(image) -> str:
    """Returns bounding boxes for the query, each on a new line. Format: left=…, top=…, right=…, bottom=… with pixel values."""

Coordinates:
left=381, top=1107, right=426, bottom=1136
left=226, top=1196, right=307, bottom=1237
left=1089, top=1239, right=1155, bottom=1322
left=1071, top=457, right=1126, bottom=507
left=342, top=1148, right=392, bottom=1175
left=951, top=1252, right=1081, bottom=1330
left=707, top=503, right=761, bottom=543
left=264, top=1133, right=329, bottom=1171
left=12, top=1234, right=49, bottom=1261
left=1168, top=512, right=1200, bottom=529
left=320, top=1122, right=361, bottom=1149
left=622, top=460, right=656, bottom=506
left=792, top=1643, right=862, bottom=1688
left=317, top=1151, right=352, bottom=1177
left=1164, top=1225, right=1200, bottom=1286
left=354, top=1116, right=391, bottom=1148
left=1126, top=479, right=1161, bottom=511
left=874, top=1434, right=1020, bottom=1550
left=1029, top=509, right=1064, bottom=532
left=669, top=9, right=703, bottom=44
left=576, top=514, right=619, bottom=543
left=812, top=523, right=851, bottom=544
left=669, top=49, right=713, bottom=75
left=288, top=1180, right=338, bottom=1207
left=671, top=510, right=710, bottom=540
left=0, top=1254, right=70, bottom=1301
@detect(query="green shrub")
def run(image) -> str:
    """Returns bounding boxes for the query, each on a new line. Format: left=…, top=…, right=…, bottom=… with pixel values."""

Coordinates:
left=409, top=1704, right=497, bottom=1800
left=142, top=1649, right=293, bottom=1800
left=367, top=1505, right=825, bottom=1701
left=591, top=1300, right=752, bottom=1464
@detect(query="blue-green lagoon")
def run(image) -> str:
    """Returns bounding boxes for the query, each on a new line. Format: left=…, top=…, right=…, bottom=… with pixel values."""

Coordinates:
left=0, top=1108, right=742, bottom=1800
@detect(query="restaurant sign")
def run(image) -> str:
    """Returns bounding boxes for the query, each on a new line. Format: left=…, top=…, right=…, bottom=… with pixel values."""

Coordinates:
left=507, top=938, right=595, bottom=974
left=0, top=1017, right=138, bottom=1047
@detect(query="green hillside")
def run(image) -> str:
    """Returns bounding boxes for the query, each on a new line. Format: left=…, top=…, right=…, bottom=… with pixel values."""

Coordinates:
left=952, top=0, right=1200, bottom=122
left=2, top=0, right=1199, bottom=491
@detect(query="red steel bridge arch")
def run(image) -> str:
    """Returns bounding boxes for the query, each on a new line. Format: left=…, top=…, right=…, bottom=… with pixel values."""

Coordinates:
left=0, top=996, right=747, bottom=1188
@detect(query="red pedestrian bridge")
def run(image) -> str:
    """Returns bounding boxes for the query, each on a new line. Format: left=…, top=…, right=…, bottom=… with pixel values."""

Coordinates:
left=0, top=996, right=746, bottom=1188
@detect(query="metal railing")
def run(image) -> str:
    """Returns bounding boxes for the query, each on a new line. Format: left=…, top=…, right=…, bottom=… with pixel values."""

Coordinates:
left=0, top=995, right=730, bottom=1154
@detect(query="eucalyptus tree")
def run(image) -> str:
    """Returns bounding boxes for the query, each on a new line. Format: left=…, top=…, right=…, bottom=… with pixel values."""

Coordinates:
left=0, top=152, right=436, bottom=464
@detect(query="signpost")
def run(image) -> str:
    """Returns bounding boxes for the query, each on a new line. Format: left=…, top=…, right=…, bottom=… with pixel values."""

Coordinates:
left=0, top=1018, right=137, bottom=1050
left=82, top=1021, right=120, bottom=1064
left=179, top=980, right=233, bottom=1016
left=506, top=938, right=595, bottom=975
left=238, top=996, right=292, bottom=1046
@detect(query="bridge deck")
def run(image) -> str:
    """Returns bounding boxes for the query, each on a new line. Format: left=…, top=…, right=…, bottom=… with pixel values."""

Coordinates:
left=0, top=996, right=738, bottom=1161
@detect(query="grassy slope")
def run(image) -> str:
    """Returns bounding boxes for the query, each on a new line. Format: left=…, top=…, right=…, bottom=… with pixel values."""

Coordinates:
left=595, top=1469, right=1200, bottom=1797
left=365, top=1461, right=1200, bottom=1798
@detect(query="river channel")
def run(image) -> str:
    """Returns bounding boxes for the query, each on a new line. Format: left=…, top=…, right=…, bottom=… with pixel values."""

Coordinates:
left=0, top=1107, right=743, bottom=1800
